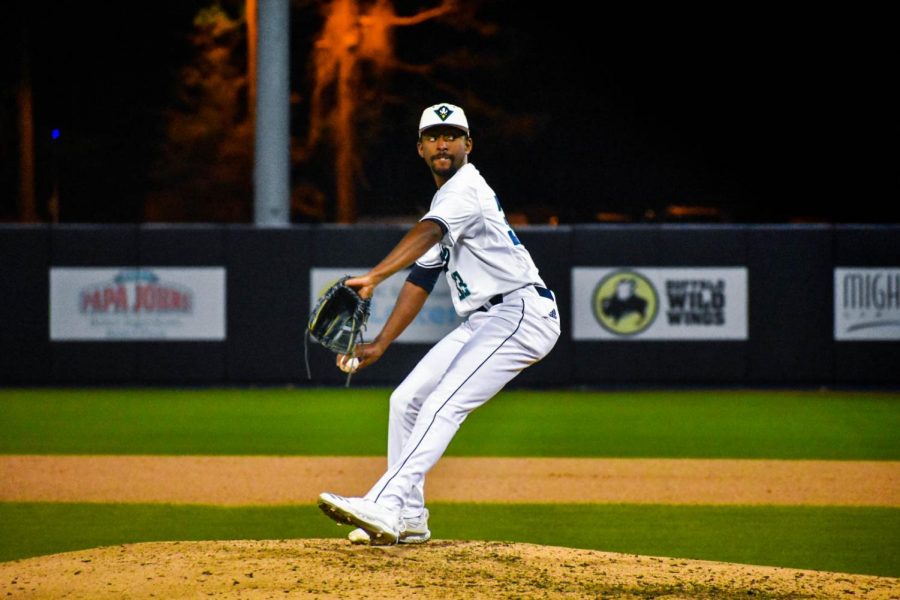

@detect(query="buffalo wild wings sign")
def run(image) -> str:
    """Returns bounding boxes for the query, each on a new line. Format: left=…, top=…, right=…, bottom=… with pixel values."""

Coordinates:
left=572, top=267, right=748, bottom=340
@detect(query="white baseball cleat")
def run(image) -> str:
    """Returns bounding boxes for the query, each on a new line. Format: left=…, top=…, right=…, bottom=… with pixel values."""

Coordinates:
left=399, top=508, right=431, bottom=544
left=348, top=508, right=430, bottom=545
left=318, top=492, right=403, bottom=545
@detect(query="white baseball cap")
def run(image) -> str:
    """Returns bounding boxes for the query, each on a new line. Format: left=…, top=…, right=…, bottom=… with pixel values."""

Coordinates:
left=418, top=103, right=469, bottom=136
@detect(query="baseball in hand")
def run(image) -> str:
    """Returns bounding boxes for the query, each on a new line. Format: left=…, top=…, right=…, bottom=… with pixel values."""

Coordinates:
left=339, top=356, right=360, bottom=373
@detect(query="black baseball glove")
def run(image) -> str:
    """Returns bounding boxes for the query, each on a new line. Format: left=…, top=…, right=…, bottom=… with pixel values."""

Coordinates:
left=307, top=276, right=371, bottom=357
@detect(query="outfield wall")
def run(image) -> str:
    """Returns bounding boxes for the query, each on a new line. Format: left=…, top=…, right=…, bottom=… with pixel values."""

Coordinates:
left=1, top=224, right=898, bottom=386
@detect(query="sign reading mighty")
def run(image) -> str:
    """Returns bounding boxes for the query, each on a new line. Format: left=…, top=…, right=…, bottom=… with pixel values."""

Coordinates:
left=50, top=267, right=226, bottom=341
left=834, top=268, right=900, bottom=340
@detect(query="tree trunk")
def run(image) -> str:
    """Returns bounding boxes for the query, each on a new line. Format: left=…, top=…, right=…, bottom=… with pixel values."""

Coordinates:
left=17, top=36, right=38, bottom=223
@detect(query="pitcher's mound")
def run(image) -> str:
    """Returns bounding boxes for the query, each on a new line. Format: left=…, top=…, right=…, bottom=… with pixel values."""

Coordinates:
left=1, top=539, right=896, bottom=599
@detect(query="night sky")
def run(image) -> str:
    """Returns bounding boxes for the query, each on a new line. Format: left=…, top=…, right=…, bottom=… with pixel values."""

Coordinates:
left=2, top=2, right=896, bottom=224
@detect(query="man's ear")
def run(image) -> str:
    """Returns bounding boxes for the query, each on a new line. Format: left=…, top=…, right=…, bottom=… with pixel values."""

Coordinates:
left=465, top=136, right=473, bottom=154
left=417, top=140, right=425, bottom=157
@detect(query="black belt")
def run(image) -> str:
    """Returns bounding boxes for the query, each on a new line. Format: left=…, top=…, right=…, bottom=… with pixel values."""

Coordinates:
left=477, top=285, right=554, bottom=312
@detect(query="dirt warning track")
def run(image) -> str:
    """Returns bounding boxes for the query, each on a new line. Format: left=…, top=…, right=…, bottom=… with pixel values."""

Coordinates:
left=2, top=455, right=898, bottom=506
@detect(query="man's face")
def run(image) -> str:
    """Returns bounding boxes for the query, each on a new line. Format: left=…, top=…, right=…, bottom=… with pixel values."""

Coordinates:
left=417, top=126, right=472, bottom=180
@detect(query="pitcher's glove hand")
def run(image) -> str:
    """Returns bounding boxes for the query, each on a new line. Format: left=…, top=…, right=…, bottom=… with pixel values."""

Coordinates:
left=307, top=276, right=371, bottom=356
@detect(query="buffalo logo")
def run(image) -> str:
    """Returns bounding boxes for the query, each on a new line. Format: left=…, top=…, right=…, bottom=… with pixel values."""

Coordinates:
left=593, top=271, right=658, bottom=336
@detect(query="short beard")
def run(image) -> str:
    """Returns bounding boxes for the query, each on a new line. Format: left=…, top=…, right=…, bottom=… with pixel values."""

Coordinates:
left=430, top=163, right=459, bottom=179
left=430, top=155, right=459, bottom=179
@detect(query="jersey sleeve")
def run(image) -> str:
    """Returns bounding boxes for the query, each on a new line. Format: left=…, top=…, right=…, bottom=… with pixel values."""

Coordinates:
left=415, top=243, right=445, bottom=269
left=419, top=191, right=481, bottom=247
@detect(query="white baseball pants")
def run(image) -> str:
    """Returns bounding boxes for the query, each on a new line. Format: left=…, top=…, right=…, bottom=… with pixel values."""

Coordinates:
left=364, top=285, right=561, bottom=517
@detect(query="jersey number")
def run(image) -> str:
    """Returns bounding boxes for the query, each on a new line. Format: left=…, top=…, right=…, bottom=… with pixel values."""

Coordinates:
left=495, top=195, right=521, bottom=246
left=451, top=271, right=471, bottom=300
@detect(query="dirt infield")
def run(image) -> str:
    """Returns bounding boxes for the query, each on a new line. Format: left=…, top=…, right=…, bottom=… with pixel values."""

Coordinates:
left=3, top=456, right=898, bottom=598
left=2, top=455, right=899, bottom=505
left=1, top=539, right=897, bottom=599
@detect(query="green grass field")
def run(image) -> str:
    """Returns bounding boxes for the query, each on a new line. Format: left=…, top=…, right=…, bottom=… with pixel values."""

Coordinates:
left=1, top=503, right=897, bottom=577
left=1, top=388, right=898, bottom=576
left=1, top=388, right=898, bottom=458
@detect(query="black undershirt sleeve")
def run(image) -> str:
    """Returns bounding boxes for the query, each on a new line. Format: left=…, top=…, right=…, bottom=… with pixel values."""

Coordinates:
left=406, top=264, right=443, bottom=294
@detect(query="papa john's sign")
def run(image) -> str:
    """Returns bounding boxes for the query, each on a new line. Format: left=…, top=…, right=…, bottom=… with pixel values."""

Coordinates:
left=50, top=267, right=226, bottom=341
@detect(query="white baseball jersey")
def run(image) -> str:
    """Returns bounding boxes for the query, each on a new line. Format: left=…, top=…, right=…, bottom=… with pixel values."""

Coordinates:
left=415, top=163, right=546, bottom=316
left=360, top=161, right=560, bottom=524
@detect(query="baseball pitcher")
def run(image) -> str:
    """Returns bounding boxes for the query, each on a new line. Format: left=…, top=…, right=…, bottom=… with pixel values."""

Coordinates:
left=319, top=102, right=561, bottom=544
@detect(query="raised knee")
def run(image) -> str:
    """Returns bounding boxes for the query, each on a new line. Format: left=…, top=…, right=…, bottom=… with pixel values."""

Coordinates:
left=390, top=386, right=414, bottom=417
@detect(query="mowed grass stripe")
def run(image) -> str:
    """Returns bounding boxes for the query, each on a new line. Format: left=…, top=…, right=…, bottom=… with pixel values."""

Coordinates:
left=0, top=502, right=897, bottom=577
left=1, top=388, right=898, bottom=459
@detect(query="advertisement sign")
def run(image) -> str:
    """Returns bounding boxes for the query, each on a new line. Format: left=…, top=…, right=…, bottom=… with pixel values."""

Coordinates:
left=311, top=268, right=462, bottom=343
left=834, top=268, right=900, bottom=340
left=50, top=267, right=226, bottom=341
left=572, top=267, right=748, bottom=340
